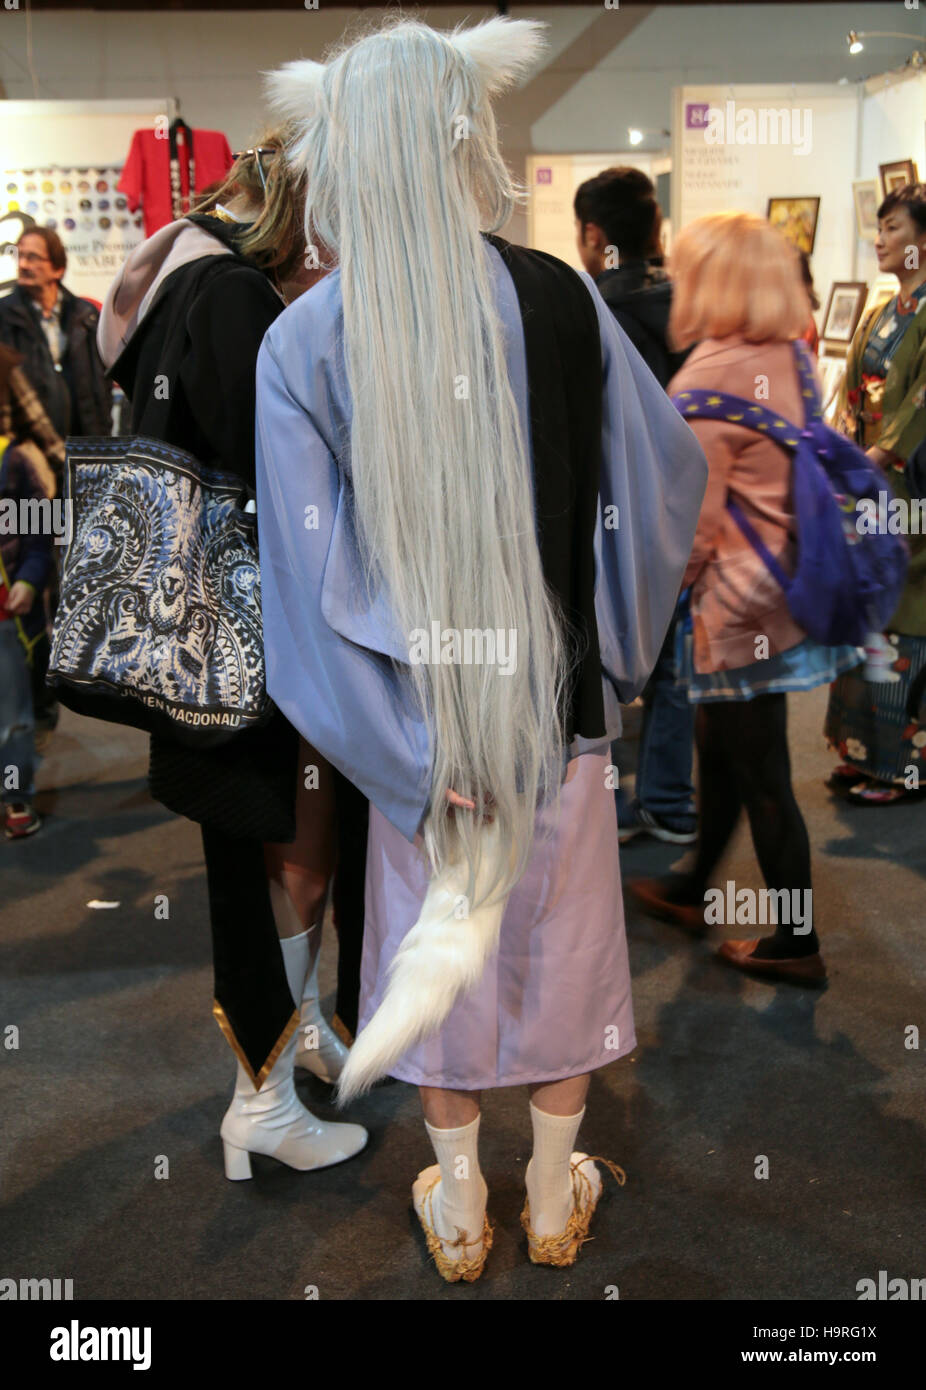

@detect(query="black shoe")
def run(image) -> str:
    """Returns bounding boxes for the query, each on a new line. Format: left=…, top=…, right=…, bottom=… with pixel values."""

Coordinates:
left=619, top=804, right=697, bottom=846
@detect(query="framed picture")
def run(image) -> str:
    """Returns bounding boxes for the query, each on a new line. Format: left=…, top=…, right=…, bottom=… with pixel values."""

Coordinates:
left=821, top=281, right=868, bottom=351
left=766, top=196, right=820, bottom=255
left=852, top=179, right=879, bottom=242
left=878, top=160, right=919, bottom=199
left=864, top=273, right=897, bottom=319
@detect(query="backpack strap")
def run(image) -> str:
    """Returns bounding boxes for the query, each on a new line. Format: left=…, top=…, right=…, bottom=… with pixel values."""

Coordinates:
left=792, top=338, right=822, bottom=421
left=671, top=387, right=804, bottom=598
left=672, top=389, right=803, bottom=445
left=725, top=497, right=793, bottom=592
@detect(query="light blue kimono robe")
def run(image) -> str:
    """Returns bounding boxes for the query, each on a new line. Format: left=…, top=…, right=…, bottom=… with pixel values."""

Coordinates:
left=255, top=239, right=708, bottom=845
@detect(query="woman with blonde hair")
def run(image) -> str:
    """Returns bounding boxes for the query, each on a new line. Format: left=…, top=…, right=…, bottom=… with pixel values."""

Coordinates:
left=630, top=212, right=860, bottom=985
left=98, top=129, right=368, bottom=1179
left=256, top=15, right=706, bottom=1280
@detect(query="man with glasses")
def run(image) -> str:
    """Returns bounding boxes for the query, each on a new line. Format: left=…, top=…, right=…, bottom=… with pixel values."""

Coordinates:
left=0, top=226, right=111, bottom=444
left=0, top=226, right=111, bottom=742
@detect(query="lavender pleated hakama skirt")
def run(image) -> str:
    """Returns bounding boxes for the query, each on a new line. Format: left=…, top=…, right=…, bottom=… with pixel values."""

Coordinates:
left=357, top=751, right=636, bottom=1089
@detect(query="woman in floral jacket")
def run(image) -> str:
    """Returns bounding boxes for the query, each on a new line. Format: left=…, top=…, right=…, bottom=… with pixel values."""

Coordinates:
left=825, top=183, right=926, bottom=804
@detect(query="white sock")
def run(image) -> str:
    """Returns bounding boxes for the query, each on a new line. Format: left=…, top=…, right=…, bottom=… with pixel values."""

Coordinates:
left=424, top=1115, right=488, bottom=1246
left=526, top=1102, right=585, bottom=1237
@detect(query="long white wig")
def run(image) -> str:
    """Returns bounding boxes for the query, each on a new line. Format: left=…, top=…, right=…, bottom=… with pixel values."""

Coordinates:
left=266, top=16, right=572, bottom=1099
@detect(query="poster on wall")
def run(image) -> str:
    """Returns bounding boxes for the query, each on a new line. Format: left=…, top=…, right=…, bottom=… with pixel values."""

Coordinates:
left=1, top=164, right=144, bottom=305
left=674, top=97, right=761, bottom=224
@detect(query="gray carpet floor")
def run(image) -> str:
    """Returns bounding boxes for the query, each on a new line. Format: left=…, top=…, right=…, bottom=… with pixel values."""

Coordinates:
left=1, top=692, right=923, bottom=1301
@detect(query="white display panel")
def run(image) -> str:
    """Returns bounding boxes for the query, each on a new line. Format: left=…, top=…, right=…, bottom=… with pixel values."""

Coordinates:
left=857, top=69, right=926, bottom=288
left=0, top=99, right=173, bottom=305
left=671, top=83, right=860, bottom=327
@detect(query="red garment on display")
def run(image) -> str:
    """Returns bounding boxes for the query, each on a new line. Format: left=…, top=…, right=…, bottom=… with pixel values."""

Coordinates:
left=118, top=127, right=234, bottom=236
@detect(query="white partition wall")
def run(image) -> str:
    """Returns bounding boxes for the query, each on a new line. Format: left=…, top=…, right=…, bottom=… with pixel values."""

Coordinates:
left=857, top=69, right=926, bottom=287
left=671, top=84, right=861, bottom=325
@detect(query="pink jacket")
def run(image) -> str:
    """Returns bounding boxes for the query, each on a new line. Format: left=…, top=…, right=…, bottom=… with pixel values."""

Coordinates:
left=669, top=337, right=810, bottom=673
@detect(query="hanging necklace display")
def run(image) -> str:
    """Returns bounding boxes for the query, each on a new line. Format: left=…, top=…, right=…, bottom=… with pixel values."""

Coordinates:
left=168, top=120, right=196, bottom=219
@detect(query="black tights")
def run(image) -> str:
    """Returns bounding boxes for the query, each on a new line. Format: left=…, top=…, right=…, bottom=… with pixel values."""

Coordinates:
left=676, top=694, right=819, bottom=956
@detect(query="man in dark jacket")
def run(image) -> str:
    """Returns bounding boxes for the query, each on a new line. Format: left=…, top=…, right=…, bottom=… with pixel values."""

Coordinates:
left=0, top=227, right=111, bottom=439
left=575, top=167, right=697, bottom=844
left=0, top=439, right=53, bottom=838
left=0, top=228, right=108, bottom=738
left=575, top=166, right=689, bottom=390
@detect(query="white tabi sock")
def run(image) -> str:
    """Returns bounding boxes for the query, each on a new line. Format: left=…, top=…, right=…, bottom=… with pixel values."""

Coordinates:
left=526, top=1102, right=586, bottom=1237
left=423, top=1115, right=488, bottom=1244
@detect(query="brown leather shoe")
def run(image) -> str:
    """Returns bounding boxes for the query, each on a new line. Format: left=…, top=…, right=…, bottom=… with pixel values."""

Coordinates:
left=717, top=938, right=827, bottom=986
left=627, top=877, right=707, bottom=935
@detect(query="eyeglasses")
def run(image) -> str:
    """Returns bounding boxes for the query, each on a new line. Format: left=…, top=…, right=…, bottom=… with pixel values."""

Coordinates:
left=17, top=250, right=53, bottom=266
left=231, top=146, right=277, bottom=196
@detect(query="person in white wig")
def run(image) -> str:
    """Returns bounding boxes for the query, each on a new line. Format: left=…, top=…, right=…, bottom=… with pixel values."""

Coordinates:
left=256, top=15, right=707, bottom=1280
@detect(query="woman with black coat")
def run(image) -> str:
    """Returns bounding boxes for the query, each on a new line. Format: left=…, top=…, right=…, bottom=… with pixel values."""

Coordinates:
left=97, top=133, right=368, bottom=1178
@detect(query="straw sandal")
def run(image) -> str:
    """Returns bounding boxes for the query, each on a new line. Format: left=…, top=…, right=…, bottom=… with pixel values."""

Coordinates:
left=521, top=1151, right=626, bottom=1267
left=412, top=1165, right=494, bottom=1283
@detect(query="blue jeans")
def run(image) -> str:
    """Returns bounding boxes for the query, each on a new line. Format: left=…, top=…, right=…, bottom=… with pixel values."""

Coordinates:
left=614, top=608, right=696, bottom=825
left=0, top=620, right=36, bottom=804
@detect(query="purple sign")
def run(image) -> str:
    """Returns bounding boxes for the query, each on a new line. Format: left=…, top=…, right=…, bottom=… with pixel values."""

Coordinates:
left=536, top=167, right=552, bottom=184
left=685, top=103, right=710, bottom=130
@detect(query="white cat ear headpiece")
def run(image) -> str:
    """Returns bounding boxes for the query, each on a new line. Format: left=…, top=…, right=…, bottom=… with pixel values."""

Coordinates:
left=263, top=16, right=547, bottom=120
left=449, top=16, right=548, bottom=96
left=262, top=58, right=326, bottom=124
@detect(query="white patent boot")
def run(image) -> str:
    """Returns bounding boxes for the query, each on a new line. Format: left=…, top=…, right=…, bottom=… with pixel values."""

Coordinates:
left=294, top=919, right=351, bottom=1084
left=220, top=927, right=368, bottom=1180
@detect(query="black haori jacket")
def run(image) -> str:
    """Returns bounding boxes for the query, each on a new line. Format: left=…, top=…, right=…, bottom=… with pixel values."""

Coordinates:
left=485, top=233, right=606, bottom=747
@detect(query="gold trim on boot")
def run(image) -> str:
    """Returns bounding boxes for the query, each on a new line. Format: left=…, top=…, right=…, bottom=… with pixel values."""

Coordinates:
left=330, top=1013, right=355, bottom=1048
left=414, top=1173, right=494, bottom=1283
left=521, top=1154, right=626, bottom=1267
left=212, top=999, right=301, bottom=1091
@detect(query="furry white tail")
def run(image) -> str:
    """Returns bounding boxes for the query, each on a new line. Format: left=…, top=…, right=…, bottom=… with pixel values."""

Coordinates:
left=336, top=821, right=512, bottom=1105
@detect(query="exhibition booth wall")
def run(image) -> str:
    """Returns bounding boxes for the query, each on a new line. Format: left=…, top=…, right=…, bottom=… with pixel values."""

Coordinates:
left=668, top=70, right=925, bottom=401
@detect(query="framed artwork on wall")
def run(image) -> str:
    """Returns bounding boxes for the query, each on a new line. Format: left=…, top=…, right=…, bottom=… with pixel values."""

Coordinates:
left=766, top=196, right=820, bottom=255
left=878, top=160, right=919, bottom=199
left=852, top=179, right=879, bottom=242
left=821, top=281, right=868, bottom=352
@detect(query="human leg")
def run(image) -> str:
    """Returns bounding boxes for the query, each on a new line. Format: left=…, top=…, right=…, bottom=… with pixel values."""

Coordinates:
left=330, top=769, right=369, bottom=1038
left=220, top=917, right=367, bottom=1179
left=634, top=613, right=697, bottom=829
left=0, top=623, right=39, bottom=837
left=264, top=742, right=349, bottom=1081
left=627, top=700, right=742, bottom=928
left=521, top=1073, right=625, bottom=1265
left=724, top=694, right=820, bottom=961
left=215, top=741, right=366, bottom=1176
left=524, top=1075, right=590, bottom=1235
left=413, top=1086, right=490, bottom=1281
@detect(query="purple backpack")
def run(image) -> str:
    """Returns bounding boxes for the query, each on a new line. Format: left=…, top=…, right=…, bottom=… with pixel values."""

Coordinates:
left=671, top=340, right=909, bottom=647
